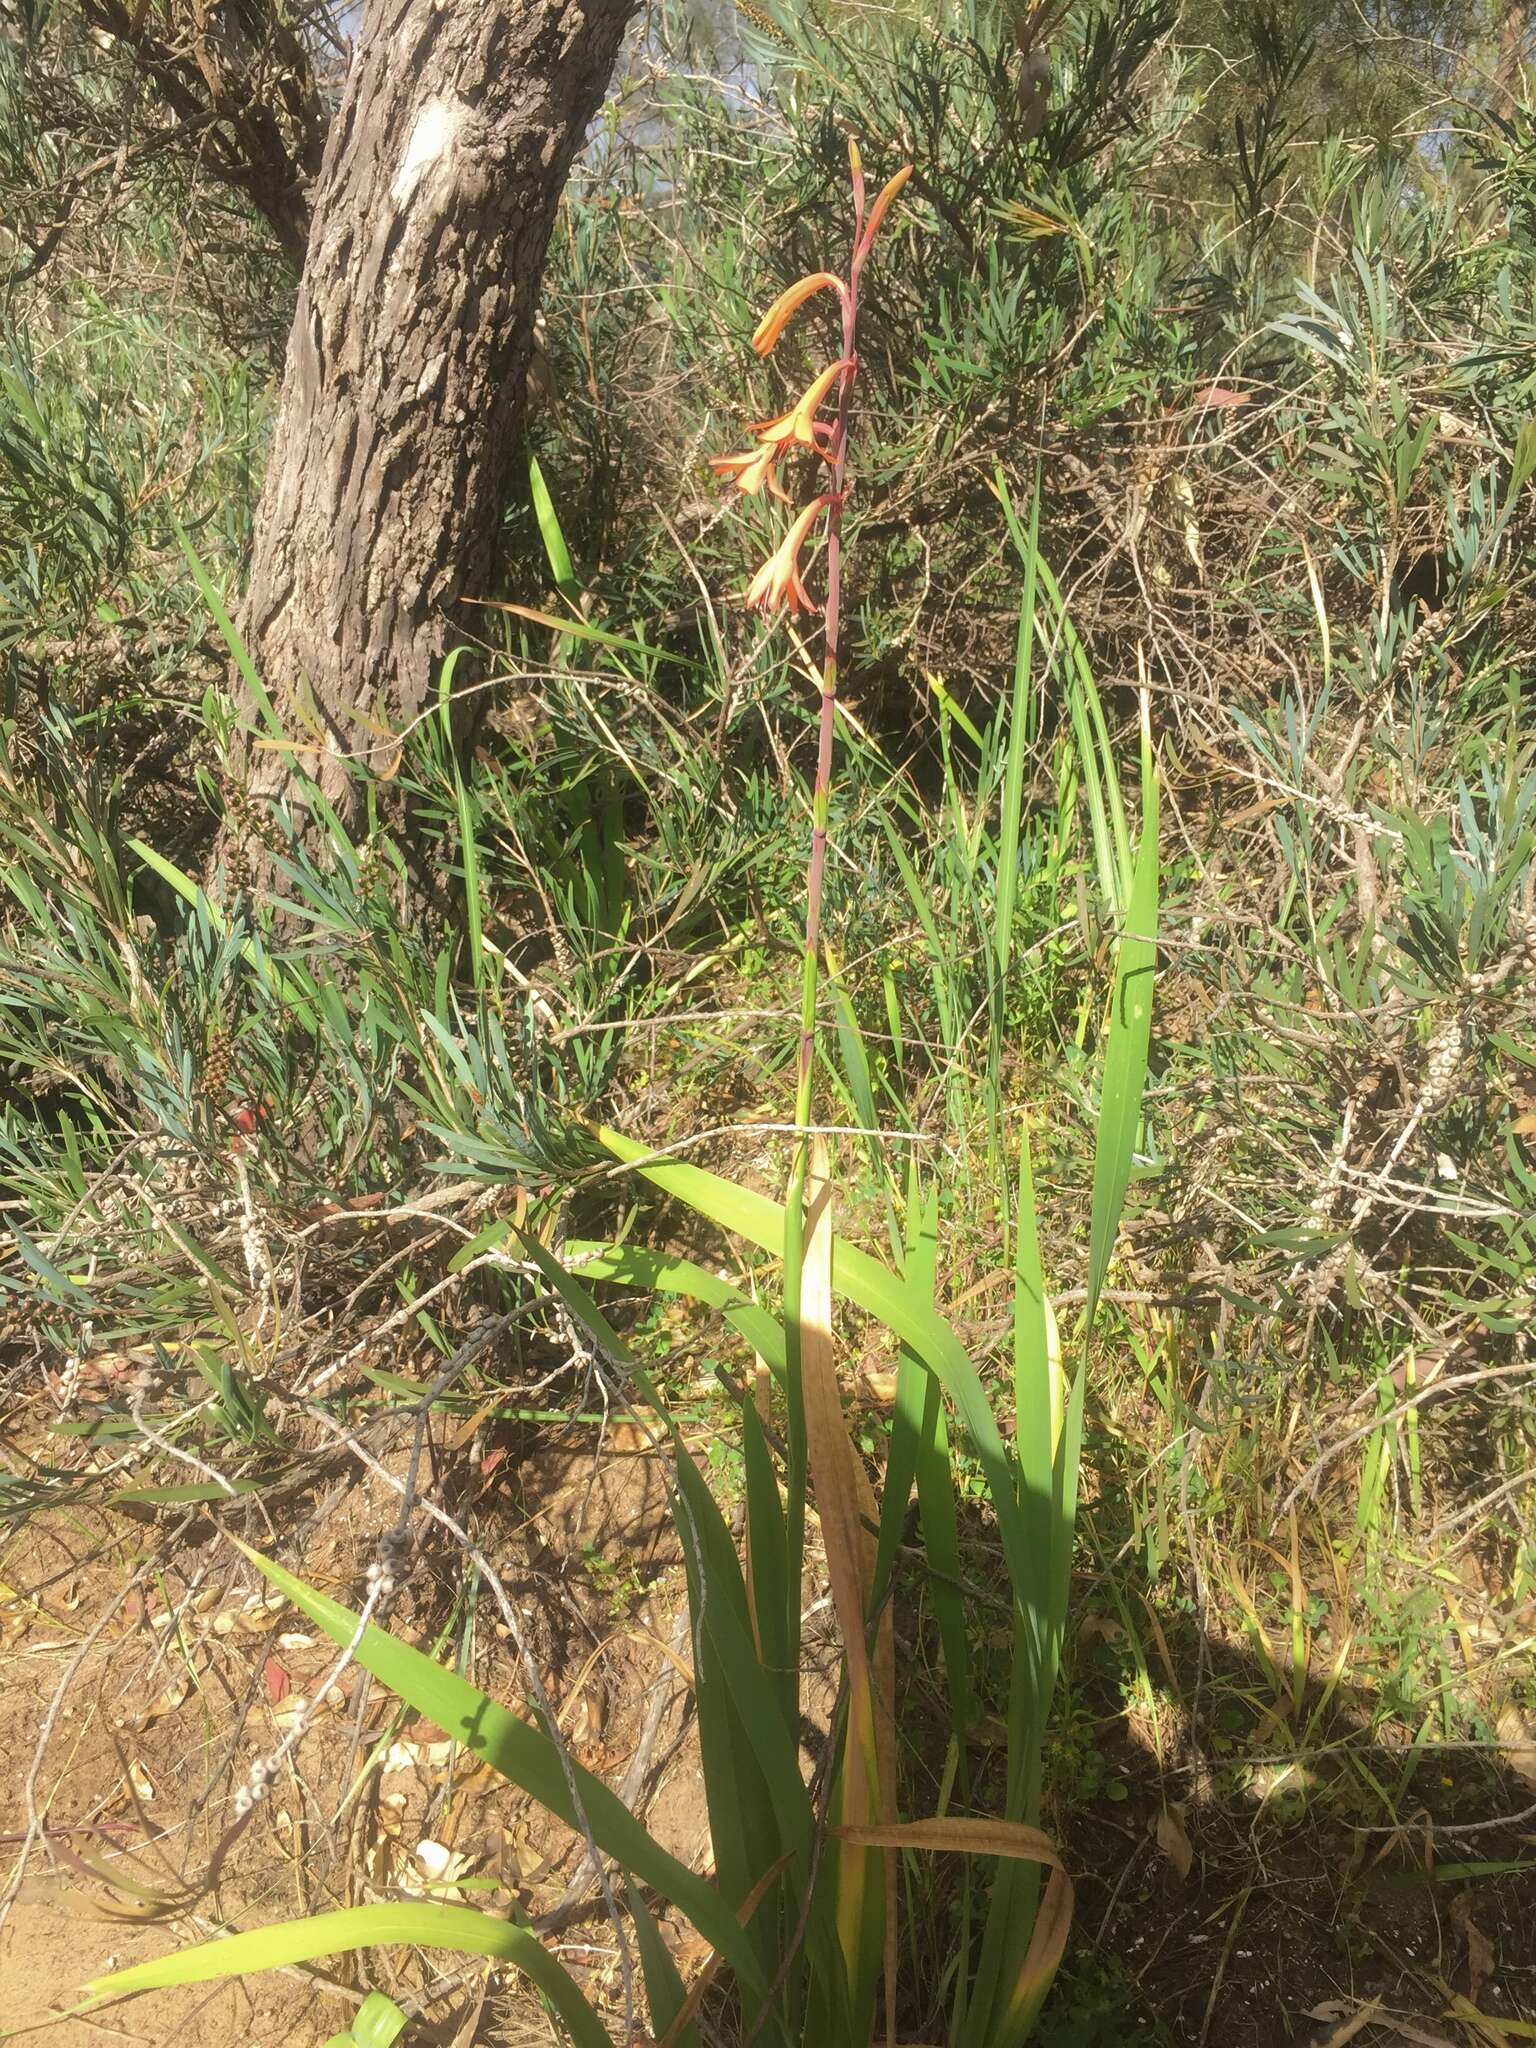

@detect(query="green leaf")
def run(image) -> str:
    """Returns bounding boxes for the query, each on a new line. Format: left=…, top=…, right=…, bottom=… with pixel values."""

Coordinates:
left=924, top=669, right=987, bottom=747
left=124, top=838, right=307, bottom=1008
left=1084, top=754, right=1159, bottom=1323
left=627, top=1879, right=696, bottom=2048
left=508, top=1236, right=814, bottom=1908
left=79, top=1903, right=608, bottom=2048
left=7, top=1219, right=96, bottom=1308
left=878, top=1179, right=970, bottom=1745
left=1510, top=417, right=1536, bottom=501
left=110, top=1480, right=262, bottom=1507
left=566, top=1241, right=787, bottom=1373
left=591, top=1128, right=1037, bottom=1643
left=1011, top=1110, right=1057, bottom=1696
left=324, top=1989, right=411, bottom=2048
left=474, top=599, right=703, bottom=669
left=529, top=455, right=579, bottom=599
left=171, top=514, right=288, bottom=745
left=992, top=473, right=1041, bottom=993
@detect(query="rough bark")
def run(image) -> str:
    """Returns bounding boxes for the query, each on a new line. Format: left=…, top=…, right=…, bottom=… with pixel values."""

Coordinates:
left=1497, top=1, right=1532, bottom=99
left=232, top=0, right=634, bottom=866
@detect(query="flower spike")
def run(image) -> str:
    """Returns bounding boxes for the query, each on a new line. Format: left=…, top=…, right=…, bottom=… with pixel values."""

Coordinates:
left=744, top=498, right=828, bottom=615
left=751, top=272, right=848, bottom=357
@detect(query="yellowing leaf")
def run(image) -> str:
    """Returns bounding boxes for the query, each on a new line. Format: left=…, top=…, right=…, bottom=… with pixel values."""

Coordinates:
left=833, top=1816, right=1061, bottom=1866
left=798, top=1142, right=883, bottom=1973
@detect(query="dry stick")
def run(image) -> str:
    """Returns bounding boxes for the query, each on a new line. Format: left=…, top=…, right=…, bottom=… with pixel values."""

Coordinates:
left=1433, top=1461, right=1536, bottom=1540
left=300, top=1249, right=538, bottom=1395
left=1196, top=1879, right=1254, bottom=2048
left=1269, top=1361, right=1536, bottom=1528
left=1352, top=1796, right=1536, bottom=1838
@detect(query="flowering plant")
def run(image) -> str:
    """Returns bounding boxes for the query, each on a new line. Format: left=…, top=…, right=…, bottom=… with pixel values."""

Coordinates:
left=711, top=139, right=912, bottom=1188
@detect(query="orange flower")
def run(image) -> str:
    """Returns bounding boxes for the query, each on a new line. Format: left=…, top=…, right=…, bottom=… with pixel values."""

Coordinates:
left=710, top=363, right=848, bottom=499
left=744, top=499, right=826, bottom=615
left=748, top=360, right=847, bottom=457
left=751, top=271, right=848, bottom=357
left=708, top=440, right=788, bottom=499
left=858, top=165, right=913, bottom=255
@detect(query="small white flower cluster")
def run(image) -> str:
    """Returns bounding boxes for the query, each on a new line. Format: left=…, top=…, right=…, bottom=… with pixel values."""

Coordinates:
left=1418, top=1011, right=1472, bottom=1120
left=233, top=1734, right=302, bottom=1819
left=56, top=1352, right=83, bottom=1412
left=1303, top=1236, right=1386, bottom=1311
left=369, top=1526, right=414, bottom=1605
left=1466, top=914, right=1536, bottom=994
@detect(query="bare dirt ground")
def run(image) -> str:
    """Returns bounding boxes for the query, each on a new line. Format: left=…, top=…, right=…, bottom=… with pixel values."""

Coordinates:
left=0, top=1415, right=708, bottom=2046
left=5, top=1400, right=1535, bottom=2048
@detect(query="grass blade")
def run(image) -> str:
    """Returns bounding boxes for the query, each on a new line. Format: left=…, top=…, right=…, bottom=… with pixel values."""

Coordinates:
left=171, top=513, right=288, bottom=746
left=1084, top=736, right=1159, bottom=1322
left=993, top=482, right=1040, bottom=993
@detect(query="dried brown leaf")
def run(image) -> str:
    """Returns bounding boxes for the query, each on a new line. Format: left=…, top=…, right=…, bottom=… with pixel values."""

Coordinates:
left=1309, top=1999, right=1382, bottom=2046
left=1383, top=2020, right=1457, bottom=2048
left=1154, top=1803, right=1193, bottom=1880
left=124, top=1670, right=192, bottom=1730
left=1496, top=1703, right=1536, bottom=1793
left=1450, top=1889, right=1496, bottom=2004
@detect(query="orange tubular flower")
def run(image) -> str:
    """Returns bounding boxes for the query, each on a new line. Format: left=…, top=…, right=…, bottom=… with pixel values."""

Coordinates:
left=708, top=440, right=788, bottom=499
left=744, top=498, right=827, bottom=616
left=751, top=271, right=848, bottom=357
left=857, top=164, right=914, bottom=257
left=710, top=363, right=848, bottom=500
left=748, top=359, right=848, bottom=457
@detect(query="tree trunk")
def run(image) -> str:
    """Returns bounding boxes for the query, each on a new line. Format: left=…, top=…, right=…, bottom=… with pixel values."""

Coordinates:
left=231, top=0, right=634, bottom=874
left=1497, top=2, right=1532, bottom=101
